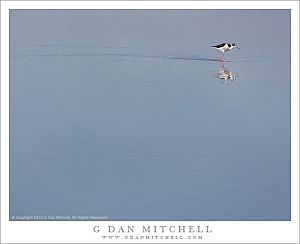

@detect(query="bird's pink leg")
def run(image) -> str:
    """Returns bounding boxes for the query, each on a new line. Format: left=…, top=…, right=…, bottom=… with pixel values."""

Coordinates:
left=220, top=59, right=224, bottom=69
left=220, top=52, right=224, bottom=62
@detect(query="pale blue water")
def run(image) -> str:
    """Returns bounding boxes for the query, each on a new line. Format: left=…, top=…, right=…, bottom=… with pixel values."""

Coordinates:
left=9, top=10, right=290, bottom=220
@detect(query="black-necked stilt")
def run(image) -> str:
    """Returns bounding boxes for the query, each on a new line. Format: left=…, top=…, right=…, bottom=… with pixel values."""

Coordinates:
left=212, top=43, right=239, bottom=62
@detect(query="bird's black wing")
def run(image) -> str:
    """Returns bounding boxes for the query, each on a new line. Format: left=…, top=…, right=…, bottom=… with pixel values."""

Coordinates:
left=211, top=43, right=226, bottom=48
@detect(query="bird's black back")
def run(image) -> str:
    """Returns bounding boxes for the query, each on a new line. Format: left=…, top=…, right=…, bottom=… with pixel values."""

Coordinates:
left=211, top=43, right=226, bottom=48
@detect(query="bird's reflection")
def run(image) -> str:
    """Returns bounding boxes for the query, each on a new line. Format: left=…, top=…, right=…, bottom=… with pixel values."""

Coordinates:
left=213, top=60, right=238, bottom=84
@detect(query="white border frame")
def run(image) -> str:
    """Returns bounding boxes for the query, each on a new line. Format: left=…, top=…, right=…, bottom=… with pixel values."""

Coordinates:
left=1, top=1, right=299, bottom=243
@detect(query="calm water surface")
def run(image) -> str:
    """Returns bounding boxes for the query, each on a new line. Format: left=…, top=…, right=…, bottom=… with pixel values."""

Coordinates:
left=9, top=10, right=291, bottom=220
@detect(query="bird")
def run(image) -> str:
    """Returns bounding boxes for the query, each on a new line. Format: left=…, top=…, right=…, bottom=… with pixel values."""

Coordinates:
left=212, top=43, right=239, bottom=62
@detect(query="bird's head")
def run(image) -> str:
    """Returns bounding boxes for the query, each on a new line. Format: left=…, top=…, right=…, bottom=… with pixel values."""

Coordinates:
left=232, top=43, right=240, bottom=49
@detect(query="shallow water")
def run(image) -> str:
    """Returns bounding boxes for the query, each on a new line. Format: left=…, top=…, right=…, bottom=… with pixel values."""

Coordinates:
left=9, top=10, right=291, bottom=220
